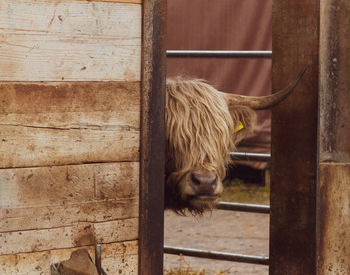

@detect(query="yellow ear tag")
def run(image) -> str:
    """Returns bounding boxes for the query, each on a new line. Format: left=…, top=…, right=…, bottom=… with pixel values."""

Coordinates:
left=235, top=121, right=244, bottom=133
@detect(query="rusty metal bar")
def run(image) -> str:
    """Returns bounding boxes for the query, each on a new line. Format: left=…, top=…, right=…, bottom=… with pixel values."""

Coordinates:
left=167, top=50, right=272, bottom=59
left=230, top=152, right=271, bottom=162
left=164, top=246, right=269, bottom=266
left=217, top=202, right=270, bottom=214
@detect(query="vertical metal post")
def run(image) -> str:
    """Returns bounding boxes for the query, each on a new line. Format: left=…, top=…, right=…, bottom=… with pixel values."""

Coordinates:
left=95, top=244, right=102, bottom=275
left=139, top=0, right=167, bottom=274
left=270, top=0, right=319, bottom=274
left=318, top=0, right=350, bottom=273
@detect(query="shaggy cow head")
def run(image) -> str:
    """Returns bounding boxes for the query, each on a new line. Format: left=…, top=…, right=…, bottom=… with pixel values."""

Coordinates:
left=165, top=68, right=306, bottom=214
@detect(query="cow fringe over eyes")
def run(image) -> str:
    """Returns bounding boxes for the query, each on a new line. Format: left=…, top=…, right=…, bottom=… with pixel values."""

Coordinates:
left=165, top=77, right=257, bottom=214
left=166, top=77, right=237, bottom=180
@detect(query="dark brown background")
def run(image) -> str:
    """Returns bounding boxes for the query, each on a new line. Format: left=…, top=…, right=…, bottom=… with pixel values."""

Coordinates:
left=167, top=0, right=272, bottom=168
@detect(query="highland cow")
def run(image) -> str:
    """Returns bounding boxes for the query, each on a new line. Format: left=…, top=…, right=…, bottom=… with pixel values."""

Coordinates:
left=165, top=68, right=306, bottom=214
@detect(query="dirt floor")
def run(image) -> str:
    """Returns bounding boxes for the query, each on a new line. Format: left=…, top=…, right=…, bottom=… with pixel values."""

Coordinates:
left=164, top=209, right=269, bottom=275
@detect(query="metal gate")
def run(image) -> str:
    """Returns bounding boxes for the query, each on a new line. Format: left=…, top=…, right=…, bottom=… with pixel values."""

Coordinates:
left=164, top=0, right=273, bottom=265
left=164, top=142, right=272, bottom=266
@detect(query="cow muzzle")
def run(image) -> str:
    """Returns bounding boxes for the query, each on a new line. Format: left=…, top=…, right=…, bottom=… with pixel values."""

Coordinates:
left=179, top=169, right=223, bottom=204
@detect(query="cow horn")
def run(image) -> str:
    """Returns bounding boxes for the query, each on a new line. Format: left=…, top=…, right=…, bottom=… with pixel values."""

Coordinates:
left=225, top=66, right=307, bottom=110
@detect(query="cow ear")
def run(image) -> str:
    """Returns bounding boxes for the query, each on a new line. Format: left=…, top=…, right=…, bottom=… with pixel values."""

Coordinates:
left=229, top=105, right=257, bottom=144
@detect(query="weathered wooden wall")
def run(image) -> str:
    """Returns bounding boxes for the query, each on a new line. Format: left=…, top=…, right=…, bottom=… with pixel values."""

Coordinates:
left=0, top=0, right=143, bottom=273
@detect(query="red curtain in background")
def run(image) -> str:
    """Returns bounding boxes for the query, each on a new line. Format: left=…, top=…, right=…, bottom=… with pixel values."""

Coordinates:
left=167, top=0, right=272, bottom=169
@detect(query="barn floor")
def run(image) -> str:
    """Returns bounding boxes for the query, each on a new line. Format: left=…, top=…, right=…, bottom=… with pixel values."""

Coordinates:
left=164, top=209, right=269, bottom=275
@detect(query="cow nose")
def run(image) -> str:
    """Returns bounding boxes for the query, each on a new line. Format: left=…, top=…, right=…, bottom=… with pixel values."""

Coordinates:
left=190, top=171, right=218, bottom=195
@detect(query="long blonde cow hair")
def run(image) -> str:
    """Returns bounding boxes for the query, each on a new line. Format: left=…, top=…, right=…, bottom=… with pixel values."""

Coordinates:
left=165, top=77, right=256, bottom=212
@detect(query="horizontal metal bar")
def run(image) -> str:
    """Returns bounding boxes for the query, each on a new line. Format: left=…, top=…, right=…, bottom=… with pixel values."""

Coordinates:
left=230, top=152, right=271, bottom=162
left=217, top=202, right=270, bottom=214
left=167, top=50, right=272, bottom=59
left=164, top=246, right=269, bottom=266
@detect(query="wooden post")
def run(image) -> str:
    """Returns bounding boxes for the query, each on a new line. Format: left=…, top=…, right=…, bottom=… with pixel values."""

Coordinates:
left=270, top=0, right=319, bottom=274
left=139, top=0, right=167, bottom=274
left=317, top=0, right=350, bottom=273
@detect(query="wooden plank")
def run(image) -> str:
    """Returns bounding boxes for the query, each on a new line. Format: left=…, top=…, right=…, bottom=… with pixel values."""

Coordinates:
left=0, top=1, right=141, bottom=37
left=0, top=241, right=138, bottom=275
left=102, top=241, right=138, bottom=274
left=319, top=0, right=350, bottom=163
left=1, top=199, right=138, bottom=233
left=0, top=218, right=138, bottom=255
left=0, top=162, right=139, bottom=207
left=89, top=0, right=141, bottom=3
left=317, top=163, right=350, bottom=274
left=270, top=0, right=319, bottom=274
left=0, top=162, right=139, bottom=231
left=0, top=82, right=140, bottom=168
left=0, top=82, right=140, bottom=127
left=0, top=0, right=141, bottom=81
left=0, top=125, right=139, bottom=167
